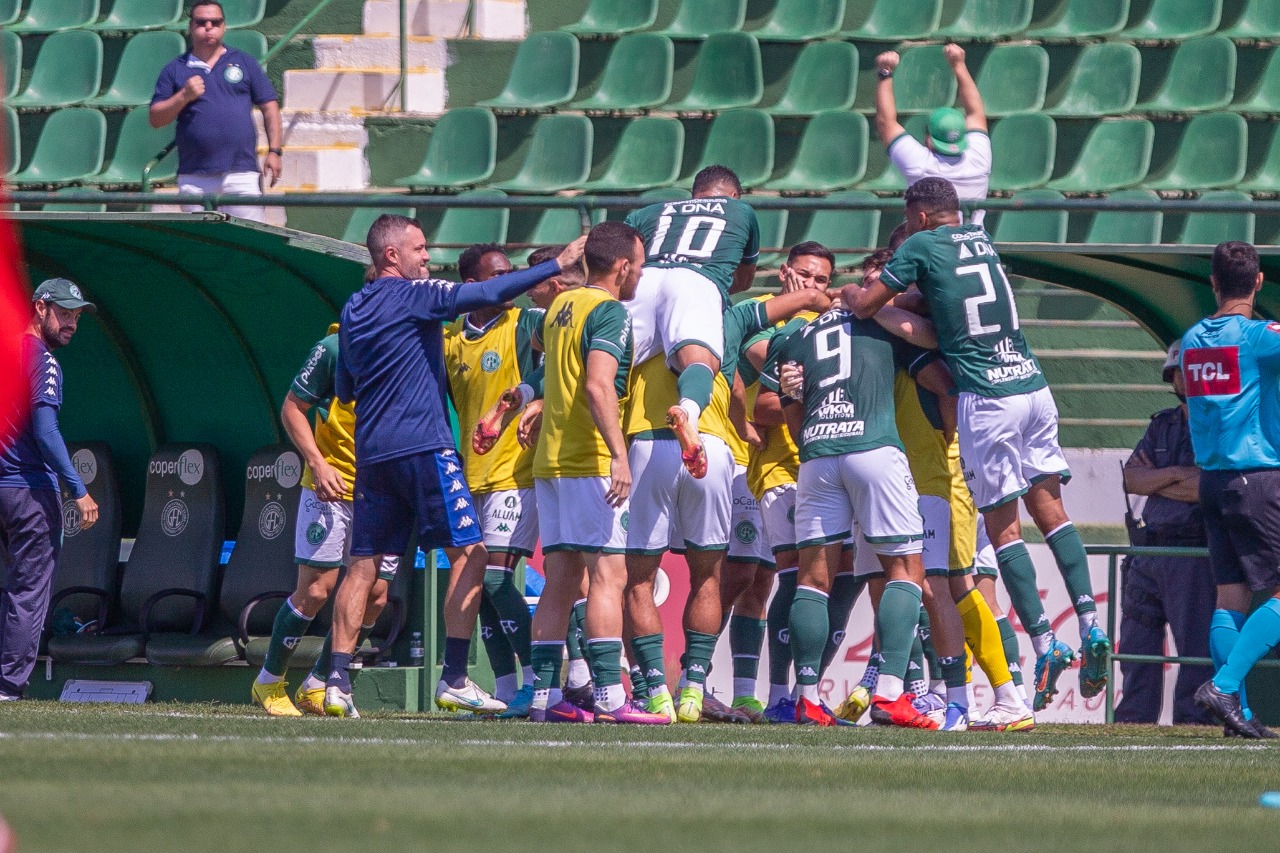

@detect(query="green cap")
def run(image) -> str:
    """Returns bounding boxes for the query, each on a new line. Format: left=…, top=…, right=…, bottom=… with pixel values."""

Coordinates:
left=927, top=107, right=968, bottom=156
left=32, top=278, right=96, bottom=313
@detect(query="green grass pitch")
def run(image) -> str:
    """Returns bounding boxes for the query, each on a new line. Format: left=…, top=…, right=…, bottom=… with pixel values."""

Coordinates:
left=2, top=702, right=1279, bottom=851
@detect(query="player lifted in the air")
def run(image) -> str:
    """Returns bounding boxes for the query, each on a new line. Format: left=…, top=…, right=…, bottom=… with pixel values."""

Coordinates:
left=624, top=165, right=761, bottom=479
left=843, top=177, right=1112, bottom=711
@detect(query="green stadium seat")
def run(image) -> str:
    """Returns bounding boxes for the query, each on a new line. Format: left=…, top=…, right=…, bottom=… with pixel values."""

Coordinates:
left=754, top=208, right=789, bottom=268
left=1241, top=122, right=1280, bottom=193
left=224, top=29, right=268, bottom=63
left=607, top=187, right=691, bottom=221
left=9, top=0, right=99, bottom=33
left=788, top=191, right=880, bottom=270
left=1218, top=0, right=1280, bottom=41
left=43, top=187, right=108, bottom=212
left=764, top=111, right=868, bottom=193
left=934, top=0, right=1035, bottom=40
left=1145, top=113, right=1248, bottom=191
left=393, top=107, right=496, bottom=191
left=840, top=0, right=943, bottom=40
left=1166, top=190, right=1254, bottom=245
left=571, top=33, right=673, bottom=113
left=562, top=0, right=659, bottom=36
left=666, top=32, right=762, bottom=113
left=1083, top=190, right=1163, bottom=244
left=490, top=114, right=593, bottom=193
left=859, top=114, right=927, bottom=192
left=1047, top=118, right=1154, bottom=193
left=430, top=189, right=510, bottom=268
left=749, top=0, right=845, bottom=42
left=976, top=44, right=1048, bottom=116
left=476, top=31, right=579, bottom=113
left=1120, top=0, right=1222, bottom=41
left=890, top=46, right=956, bottom=114
left=679, top=109, right=774, bottom=189
left=1024, top=0, right=1131, bottom=40
left=580, top=116, right=683, bottom=192
left=92, top=106, right=178, bottom=186
left=87, top=31, right=186, bottom=109
left=89, top=0, right=183, bottom=31
left=1135, top=37, right=1236, bottom=115
left=765, top=41, right=858, bottom=117
left=10, top=108, right=107, bottom=186
left=989, top=113, right=1056, bottom=192
left=0, top=0, right=19, bottom=26
left=1043, top=42, right=1140, bottom=117
left=0, top=105, right=17, bottom=177
left=219, top=0, right=266, bottom=29
left=8, top=30, right=103, bottom=109
left=342, top=207, right=415, bottom=244
left=1234, top=47, right=1280, bottom=116
left=1, top=30, right=21, bottom=101
left=654, top=0, right=747, bottom=39
left=992, top=190, right=1068, bottom=243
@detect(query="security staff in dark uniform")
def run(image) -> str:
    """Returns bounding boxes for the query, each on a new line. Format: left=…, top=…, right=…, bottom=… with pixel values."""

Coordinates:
left=1116, top=341, right=1214, bottom=724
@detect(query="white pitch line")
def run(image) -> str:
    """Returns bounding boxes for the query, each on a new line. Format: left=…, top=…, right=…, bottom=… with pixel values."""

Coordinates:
left=0, top=731, right=1268, bottom=752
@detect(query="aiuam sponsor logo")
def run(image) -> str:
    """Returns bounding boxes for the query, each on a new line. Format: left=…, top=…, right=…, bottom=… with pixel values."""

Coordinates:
left=245, top=451, right=302, bottom=488
left=71, top=448, right=97, bottom=485
left=149, top=449, right=204, bottom=485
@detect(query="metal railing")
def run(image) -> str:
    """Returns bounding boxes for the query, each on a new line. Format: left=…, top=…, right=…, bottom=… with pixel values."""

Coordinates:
left=1087, top=544, right=1280, bottom=724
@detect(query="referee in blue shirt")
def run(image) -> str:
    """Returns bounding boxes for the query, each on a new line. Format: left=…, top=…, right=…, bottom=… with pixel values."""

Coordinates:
left=0, top=280, right=98, bottom=701
left=1186, top=241, right=1280, bottom=738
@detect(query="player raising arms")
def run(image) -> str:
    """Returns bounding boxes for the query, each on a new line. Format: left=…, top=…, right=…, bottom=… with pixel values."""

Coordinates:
left=624, top=165, right=761, bottom=478
left=843, top=177, right=1112, bottom=711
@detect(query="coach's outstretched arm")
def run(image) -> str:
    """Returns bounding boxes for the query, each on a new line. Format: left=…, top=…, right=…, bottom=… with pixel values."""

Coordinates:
left=451, top=237, right=586, bottom=315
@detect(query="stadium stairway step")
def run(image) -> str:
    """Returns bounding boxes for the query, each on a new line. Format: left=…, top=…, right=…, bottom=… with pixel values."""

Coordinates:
left=363, top=0, right=526, bottom=39
left=283, top=67, right=447, bottom=114
left=274, top=144, right=367, bottom=190
left=312, top=34, right=450, bottom=70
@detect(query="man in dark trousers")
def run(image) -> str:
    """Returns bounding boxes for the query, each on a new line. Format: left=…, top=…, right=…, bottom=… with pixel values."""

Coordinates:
left=1116, top=341, right=1214, bottom=725
left=0, top=279, right=98, bottom=700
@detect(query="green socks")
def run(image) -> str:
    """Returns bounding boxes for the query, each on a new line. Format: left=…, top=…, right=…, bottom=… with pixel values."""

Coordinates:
left=631, top=632, right=667, bottom=695
left=789, top=586, right=829, bottom=687
left=996, top=615, right=1024, bottom=687
left=682, top=630, right=718, bottom=685
left=676, top=362, right=715, bottom=413
left=586, top=638, right=624, bottom=688
left=996, top=540, right=1051, bottom=638
left=263, top=598, right=313, bottom=678
left=566, top=597, right=587, bottom=661
left=1045, top=524, right=1096, bottom=617
left=877, top=580, right=924, bottom=682
left=478, top=594, right=517, bottom=679
left=730, top=615, right=767, bottom=680
left=820, top=573, right=863, bottom=676
left=483, top=567, right=533, bottom=662
left=767, top=570, right=798, bottom=686
left=530, top=641, right=564, bottom=694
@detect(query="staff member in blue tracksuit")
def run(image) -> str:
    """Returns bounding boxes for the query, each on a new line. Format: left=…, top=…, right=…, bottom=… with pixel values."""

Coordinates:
left=1187, top=241, right=1280, bottom=738
left=0, top=279, right=98, bottom=700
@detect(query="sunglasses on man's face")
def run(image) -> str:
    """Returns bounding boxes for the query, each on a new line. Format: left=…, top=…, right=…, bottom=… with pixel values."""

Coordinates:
left=193, top=17, right=224, bottom=27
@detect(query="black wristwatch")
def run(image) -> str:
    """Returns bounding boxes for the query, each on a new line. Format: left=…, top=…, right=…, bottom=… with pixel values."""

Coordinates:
left=877, top=68, right=893, bottom=80
left=268, top=147, right=283, bottom=156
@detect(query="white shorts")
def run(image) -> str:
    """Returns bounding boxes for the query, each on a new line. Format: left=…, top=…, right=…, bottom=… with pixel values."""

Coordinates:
left=178, top=171, right=266, bottom=222
left=626, top=436, right=733, bottom=553
left=851, top=524, right=887, bottom=579
left=626, top=266, right=725, bottom=367
left=535, top=477, right=628, bottom=553
left=759, top=483, right=798, bottom=555
left=794, top=446, right=924, bottom=556
left=959, top=387, right=1071, bottom=513
left=919, top=494, right=953, bottom=576
left=294, top=488, right=399, bottom=579
left=476, top=488, right=538, bottom=557
left=727, top=466, right=773, bottom=566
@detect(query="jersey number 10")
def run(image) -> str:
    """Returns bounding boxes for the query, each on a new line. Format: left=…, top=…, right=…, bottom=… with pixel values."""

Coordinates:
left=649, top=215, right=727, bottom=259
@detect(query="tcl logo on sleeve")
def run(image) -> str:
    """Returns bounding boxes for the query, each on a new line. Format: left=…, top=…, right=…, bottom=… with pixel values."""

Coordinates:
left=1183, top=346, right=1242, bottom=396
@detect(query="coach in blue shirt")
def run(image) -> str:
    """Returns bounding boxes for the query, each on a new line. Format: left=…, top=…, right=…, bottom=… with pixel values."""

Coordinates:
left=150, top=1, right=282, bottom=223
left=0, top=279, right=98, bottom=701
left=1186, top=241, right=1280, bottom=738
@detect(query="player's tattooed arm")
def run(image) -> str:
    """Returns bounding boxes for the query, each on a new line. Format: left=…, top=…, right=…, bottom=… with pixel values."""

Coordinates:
left=281, top=391, right=347, bottom=501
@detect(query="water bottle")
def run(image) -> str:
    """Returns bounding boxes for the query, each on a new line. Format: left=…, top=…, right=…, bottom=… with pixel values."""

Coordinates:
left=409, top=631, right=425, bottom=667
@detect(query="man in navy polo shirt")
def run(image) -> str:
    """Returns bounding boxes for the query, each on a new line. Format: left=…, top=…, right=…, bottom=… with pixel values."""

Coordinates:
left=0, top=279, right=99, bottom=701
left=150, top=1, right=282, bottom=223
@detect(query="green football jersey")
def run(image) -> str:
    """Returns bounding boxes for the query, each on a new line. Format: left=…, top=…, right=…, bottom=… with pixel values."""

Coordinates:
left=625, top=196, right=761, bottom=303
left=881, top=224, right=1047, bottom=398
left=776, top=310, right=915, bottom=462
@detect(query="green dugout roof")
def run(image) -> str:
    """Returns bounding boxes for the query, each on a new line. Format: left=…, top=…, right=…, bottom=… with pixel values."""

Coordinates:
left=12, top=213, right=1280, bottom=534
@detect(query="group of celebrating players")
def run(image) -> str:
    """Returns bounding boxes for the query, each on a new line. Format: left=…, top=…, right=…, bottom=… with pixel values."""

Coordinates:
left=249, top=165, right=1113, bottom=732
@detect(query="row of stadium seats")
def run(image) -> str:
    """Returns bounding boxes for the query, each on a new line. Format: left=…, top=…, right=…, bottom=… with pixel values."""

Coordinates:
left=466, top=31, right=1280, bottom=118
left=1, top=29, right=266, bottom=110
left=562, top=0, right=1275, bottom=43
left=0, top=443, right=407, bottom=669
left=0, top=0, right=263, bottom=33
left=389, top=108, right=1280, bottom=196
left=2, top=106, right=175, bottom=185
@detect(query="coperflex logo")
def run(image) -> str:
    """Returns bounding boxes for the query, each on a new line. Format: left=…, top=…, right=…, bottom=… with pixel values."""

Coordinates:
left=71, top=448, right=97, bottom=486
left=149, top=449, right=204, bottom=485
left=246, top=451, right=302, bottom=488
